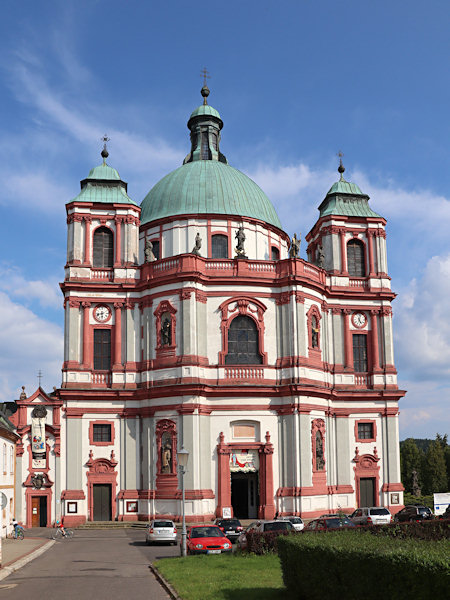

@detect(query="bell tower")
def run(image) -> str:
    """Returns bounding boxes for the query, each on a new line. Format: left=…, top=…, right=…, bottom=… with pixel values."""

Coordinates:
left=61, top=139, right=140, bottom=389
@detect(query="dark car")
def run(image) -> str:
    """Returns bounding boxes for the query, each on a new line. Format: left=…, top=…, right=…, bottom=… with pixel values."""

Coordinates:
left=394, top=505, right=434, bottom=523
left=305, top=516, right=356, bottom=531
left=213, top=518, right=243, bottom=542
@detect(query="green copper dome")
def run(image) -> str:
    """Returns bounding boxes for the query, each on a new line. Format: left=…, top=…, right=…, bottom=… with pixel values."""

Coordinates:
left=189, top=104, right=221, bottom=121
left=140, top=160, right=282, bottom=228
left=71, top=161, right=137, bottom=205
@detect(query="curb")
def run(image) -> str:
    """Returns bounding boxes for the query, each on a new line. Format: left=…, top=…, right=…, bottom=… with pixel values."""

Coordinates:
left=0, top=540, right=55, bottom=581
left=149, top=562, right=181, bottom=600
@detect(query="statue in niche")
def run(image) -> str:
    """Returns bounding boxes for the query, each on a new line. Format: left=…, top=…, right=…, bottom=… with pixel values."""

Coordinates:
left=161, top=317, right=171, bottom=346
left=234, top=226, right=247, bottom=258
left=289, top=233, right=301, bottom=258
left=144, top=239, right=156, bottom=263
left=317, top=244, right=325, bottom=268
left=311, top=316, right=319, bottom=348
left=161, top=433, right=172, bottom=474
left=315, top=431, right=325, bottom=470
left=191, top=232, right=202, bottom=256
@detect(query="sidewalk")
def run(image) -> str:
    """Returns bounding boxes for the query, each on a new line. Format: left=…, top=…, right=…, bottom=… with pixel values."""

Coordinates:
left=0, top=534, right=54, bottom=580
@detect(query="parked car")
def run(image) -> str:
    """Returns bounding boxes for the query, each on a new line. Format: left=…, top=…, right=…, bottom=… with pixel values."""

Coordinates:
left=236, top=520, right=294, bottom=550
left=146, top=519, right=177, bottom=545
left=213, top=518, right=243, bottom=542
left=186, top=525, right=233, bottom=555
left=236, top=521, right=260, bottom=550
left=304, top=516, right=356, bottom=531
left=350, top=507, right=392, bottom=526
left=438, top=505, right=450, bottom=520
left=276, top=516, right=304, bottom=531
left=394, top=505, right=434, bottom=523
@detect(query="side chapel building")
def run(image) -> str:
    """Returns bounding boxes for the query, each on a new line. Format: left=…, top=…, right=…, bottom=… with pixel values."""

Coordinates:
left=10, top=86, right=405, bottom=527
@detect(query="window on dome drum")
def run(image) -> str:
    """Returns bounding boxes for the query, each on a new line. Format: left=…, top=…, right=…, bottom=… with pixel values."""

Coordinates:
left=94, top=329, right=111, bottom=370
left=93, top=227, right=114, bottom=268
left=211, top=133, right=218, bottom=151
left=353, top=334, right=368, bottom=372
left=151, top=240, right=160, bottom=260
left=225, top=315, right=262, bottom=365
left=358, top=422, right=374, bottom=440
left=211, top=234, right=229, bottom=259
left=93, top=424, right=112, bottom=443
left=347, top=239, right=365, bottom=277
left=271, top=246, right=280, bottom=261
left=201, top=131, right=210, bottom=160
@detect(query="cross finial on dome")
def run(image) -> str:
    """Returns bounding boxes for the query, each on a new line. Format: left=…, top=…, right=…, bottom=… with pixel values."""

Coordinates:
left=200, top=67, right=210, bottom=105
left=337, top=150, right=346, bottom=181
left=101, top=134, right=110, bottom=164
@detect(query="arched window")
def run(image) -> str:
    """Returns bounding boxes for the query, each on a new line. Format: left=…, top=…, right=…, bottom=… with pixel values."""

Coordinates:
left=93, top=227, right=114, bottom=268
left=347, top=239, right=365, bottom=277
left=271, top=246, right=280, bottom=261
left=211, top=234, right=228, bottom=259
left=225, top=315, right=262, bottom=365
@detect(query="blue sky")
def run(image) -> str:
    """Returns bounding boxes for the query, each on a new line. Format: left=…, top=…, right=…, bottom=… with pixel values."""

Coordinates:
left=0, top=0, right=449, bottom=439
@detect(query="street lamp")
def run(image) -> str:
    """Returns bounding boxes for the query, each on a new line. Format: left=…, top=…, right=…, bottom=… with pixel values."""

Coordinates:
left=177, top=447, right=189, bottom=556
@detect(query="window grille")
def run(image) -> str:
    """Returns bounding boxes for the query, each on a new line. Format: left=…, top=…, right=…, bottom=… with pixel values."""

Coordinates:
left=225, top=316, right=262, bottom=365
left=211, top=234, right=228, bottom=258
left=93, top=424, right=112, bottom=442
left=358, top=422, right=374, bottom=439
left=94, top=329, right=111, bottom=370
left=347, top=240, right=365, bottom=277
left=353, top=334, right=368, bottom=372
left=93, top=227, right=114, bottom=268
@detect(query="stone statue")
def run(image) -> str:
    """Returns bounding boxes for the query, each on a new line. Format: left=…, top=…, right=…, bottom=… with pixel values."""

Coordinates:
left=191, top=232, right=202, bottom=256
left=161, top=318, right=171, bottom=346
left=289, top=233, right=301, bottom=258
left=316, top=431, right=325, bottom=470
left=317, top=244, right=325, bottom=268
left=311, top=316, right=319, bottom=348
left=144, top=239, right=156, bottom=263
left=411, top=469, right=421, bottom=497
left=161, top=439, right=172, bottom=474
left=235, top=226, right=247, bottom=258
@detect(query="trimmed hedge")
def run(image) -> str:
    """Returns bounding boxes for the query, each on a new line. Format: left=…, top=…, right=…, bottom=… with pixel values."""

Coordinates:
left=278, top=530, right=450, bottom=600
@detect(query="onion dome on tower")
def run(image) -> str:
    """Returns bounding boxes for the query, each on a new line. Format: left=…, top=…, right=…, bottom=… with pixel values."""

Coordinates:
left=140, top=87, right=282, bottom=229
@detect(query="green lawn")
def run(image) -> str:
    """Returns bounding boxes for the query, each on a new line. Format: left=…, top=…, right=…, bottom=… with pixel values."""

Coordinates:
left=154, top=553, right=285, bottom=600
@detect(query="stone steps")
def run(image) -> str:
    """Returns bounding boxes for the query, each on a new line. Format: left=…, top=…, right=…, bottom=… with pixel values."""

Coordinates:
left=76, top=521, right=147, bottom=529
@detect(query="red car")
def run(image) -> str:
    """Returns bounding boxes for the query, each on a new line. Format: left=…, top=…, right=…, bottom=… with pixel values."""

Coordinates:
left=186, top=525, right=233, bottom=555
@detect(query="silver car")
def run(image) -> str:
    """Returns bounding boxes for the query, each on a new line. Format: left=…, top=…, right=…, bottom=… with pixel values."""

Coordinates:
left=350, top=507, right=392, bottom=526
left=277, top=516, right=304, bottom=531
left=145, top=519, right=178, bottom=545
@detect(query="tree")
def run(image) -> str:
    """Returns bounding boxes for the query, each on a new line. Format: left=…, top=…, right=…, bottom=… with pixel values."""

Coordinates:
left=400, top=438, right=424, bottom=494
left=422, top=438, right=448, bottom=494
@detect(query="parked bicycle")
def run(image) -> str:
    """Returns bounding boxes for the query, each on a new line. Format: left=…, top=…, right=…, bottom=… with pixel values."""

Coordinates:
left=52, top=528, right=74, bottom=540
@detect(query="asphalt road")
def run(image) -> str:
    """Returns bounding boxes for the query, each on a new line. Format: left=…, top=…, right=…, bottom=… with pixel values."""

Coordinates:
left=0, top=529, right=178, bottom=599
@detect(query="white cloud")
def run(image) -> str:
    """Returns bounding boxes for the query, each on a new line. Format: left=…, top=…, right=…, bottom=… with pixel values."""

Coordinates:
left=398, top=379, right=450, bottom=439
left=0, top=291, right=63, bottom=402
left=0, top=264, right=61, bottom=309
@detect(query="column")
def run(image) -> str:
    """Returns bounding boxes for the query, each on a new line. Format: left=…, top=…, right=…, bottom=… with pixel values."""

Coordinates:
left=216, top=433, right=231, bottom=517
left=73, top=215, right=83, bottom=264
left=113, top=302, right=123, bottom=369
left=339, top=228, right=348, bottom=274
left=82, top=301, right=91, bottom=367
left=261, top=432, right=275, bottom=520
left=83, top=216, right=92, bottom=266
left=298, top=412, right=313, bottom=488
left=370, top=309, right=380, bottom=371
left=367, top=230, right=375, bottom=276
left=114, top=216, right=122, bottom=267
left=66, top=419, right=83, bottom=490
left=343, top=309, right=353, bottom=369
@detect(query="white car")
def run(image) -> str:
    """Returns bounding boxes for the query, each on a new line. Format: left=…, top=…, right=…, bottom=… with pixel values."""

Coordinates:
left=146, top=519, right=178, bottom=545
left=350, top=507, right=392, bottom=526
left=277, top=516, right=304, bottom=531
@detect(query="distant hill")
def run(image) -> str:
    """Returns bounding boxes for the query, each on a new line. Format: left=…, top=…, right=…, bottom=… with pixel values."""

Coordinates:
left=400, top=438, right=433, bottom=452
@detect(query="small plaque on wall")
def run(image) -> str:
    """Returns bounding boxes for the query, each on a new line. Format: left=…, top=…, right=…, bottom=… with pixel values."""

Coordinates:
left=67, top=502, right=78, bottom=513
left=390, top=493, right=400, bottom=505
left=126, top=501, right=138, bottom=513
left=222, top=507, right=232, bottom=518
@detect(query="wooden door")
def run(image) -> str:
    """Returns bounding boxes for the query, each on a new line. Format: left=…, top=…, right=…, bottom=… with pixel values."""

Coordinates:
left=93, top=484, right=112, bottom=521
left=359, top=478, right=375, bottom=507
left=31, top=497, right=40, bottom=527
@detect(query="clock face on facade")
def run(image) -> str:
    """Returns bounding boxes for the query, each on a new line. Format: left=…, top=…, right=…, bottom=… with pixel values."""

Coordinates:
left=352, top=312, right=367, bottom=328
left=94, top=305, right=111, bottom=323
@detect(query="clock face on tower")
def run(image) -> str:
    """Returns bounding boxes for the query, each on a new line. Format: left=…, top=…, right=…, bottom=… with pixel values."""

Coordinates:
left=94, top=304, right=111, bottom=323
left=352, top=312, right=367, bottom=328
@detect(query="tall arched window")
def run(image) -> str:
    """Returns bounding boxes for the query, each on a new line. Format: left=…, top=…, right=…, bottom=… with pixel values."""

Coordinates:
left=347, top=239, right=365, bottom=277
left=93, top=227, right=114, bottom=268
left=211, top=234, right=228, bottom=259
left=225, top=315, right=262, bottom=365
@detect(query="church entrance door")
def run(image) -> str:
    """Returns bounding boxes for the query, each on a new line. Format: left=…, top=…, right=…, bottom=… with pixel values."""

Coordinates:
left=93, top=484, right=112, bottom=521
left=31, top=496, right=47, bottom=527
left=231, top=472, right=258, bottom=519
left=359, top=478, right=375, bottom=507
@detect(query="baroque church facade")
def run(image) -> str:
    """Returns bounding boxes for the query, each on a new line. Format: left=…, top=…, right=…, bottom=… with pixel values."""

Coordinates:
left=10, top=87, right=405, bottom=527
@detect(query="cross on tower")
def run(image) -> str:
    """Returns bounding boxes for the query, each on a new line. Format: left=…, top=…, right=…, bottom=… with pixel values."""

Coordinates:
left=200, top=67, right=210, bottom=87
left=37, top=370, right=43, bottom=387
